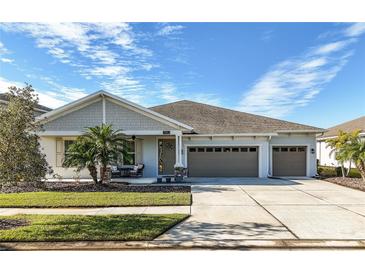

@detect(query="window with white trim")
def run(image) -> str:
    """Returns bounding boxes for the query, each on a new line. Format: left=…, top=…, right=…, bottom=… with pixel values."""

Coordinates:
left=122, top=140, right=136, bottom=165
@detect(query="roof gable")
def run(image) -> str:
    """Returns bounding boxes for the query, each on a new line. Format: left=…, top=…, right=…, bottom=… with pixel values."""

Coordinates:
left=37, top=91, right=193, bottom=131
left=150, top=100, right=324, bottom=134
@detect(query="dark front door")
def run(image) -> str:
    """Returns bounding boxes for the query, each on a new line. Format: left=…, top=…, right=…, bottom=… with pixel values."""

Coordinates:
left=158, top=139, right=176, bottom=175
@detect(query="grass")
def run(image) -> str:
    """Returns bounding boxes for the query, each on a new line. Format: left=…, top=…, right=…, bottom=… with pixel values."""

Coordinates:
left=0, top=214, right=188, bottom=241
left=0, top=192, right=192, bottom=208
left=318, top=165, right=362, bottom=178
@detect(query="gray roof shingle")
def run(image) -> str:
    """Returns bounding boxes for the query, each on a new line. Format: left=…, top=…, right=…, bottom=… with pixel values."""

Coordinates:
left=150, top=100, right=324, bottom=134
left=322, top=116, right=365, bottom=138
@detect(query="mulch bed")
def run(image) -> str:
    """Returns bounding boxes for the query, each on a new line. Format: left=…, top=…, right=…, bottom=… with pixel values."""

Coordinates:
left=0, top=181, right=191, bottom=194
left=324, top=177, right=365, bottom=192
left=0, top=219, right=29, bottom=230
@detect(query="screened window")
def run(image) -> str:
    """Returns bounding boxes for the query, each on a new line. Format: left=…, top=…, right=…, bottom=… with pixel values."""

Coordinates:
left=123, top=140, right=135, bottom=165
left=64, top=140, right=75, bottom=156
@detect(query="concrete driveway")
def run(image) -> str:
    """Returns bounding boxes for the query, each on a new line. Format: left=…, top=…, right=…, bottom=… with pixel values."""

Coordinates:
left=158, top=178, right=365, bottom=241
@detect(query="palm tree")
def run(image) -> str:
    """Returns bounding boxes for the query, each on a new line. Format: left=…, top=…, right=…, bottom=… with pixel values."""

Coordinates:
left=339, top=133, right=365, bottom=181
left=63, top=137, right=98, bottom=184
left=83, top=124, right=130, bottom=183
left=326, top=130, right=351, bottom=177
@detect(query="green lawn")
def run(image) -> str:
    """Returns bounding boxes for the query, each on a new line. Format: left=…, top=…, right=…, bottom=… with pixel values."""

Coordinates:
left=0, top=192, right=191, bottom=208
left=0, top=214, right=188, bottom=241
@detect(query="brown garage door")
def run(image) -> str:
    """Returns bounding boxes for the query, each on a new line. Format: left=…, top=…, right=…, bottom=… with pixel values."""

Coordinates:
left=272, top=146, right=306, bottom=176
left=187, top=146, right=258, bottom=177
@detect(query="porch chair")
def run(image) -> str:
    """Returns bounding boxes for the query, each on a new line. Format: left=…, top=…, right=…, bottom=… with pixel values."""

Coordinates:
left=129, top=163, right=144, bottom=177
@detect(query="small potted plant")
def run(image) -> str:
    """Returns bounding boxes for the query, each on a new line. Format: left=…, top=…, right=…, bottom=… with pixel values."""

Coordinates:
left=174, top=163, right=185, bottom=182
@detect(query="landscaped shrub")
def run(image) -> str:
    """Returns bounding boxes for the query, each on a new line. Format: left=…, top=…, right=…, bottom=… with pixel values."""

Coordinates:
left=318, top=165, right=361, bottom=178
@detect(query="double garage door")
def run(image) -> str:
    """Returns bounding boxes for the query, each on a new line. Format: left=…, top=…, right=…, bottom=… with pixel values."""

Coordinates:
left=188, top=146, right=258, bottom=177
left=187, top=145, right=307, bottom=177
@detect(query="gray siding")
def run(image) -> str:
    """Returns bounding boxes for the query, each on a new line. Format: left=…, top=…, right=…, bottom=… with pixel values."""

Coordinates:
left=105, top=99, right=176, bottom=131
left=43, top=100, right=103, bottom=131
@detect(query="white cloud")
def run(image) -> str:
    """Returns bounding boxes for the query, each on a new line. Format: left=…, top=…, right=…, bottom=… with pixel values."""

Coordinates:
left=85, top=65, right=129, bottom=77
left=344, top=22, right=365, bottom=37
left=0, top=41, right=9, bottom=55
left=313, top=39, right=354, bottom=55
left=237, top=23, right=363, bottom=118
left=0, top=58, right=13, bottom=63
left=157, top=25, right=185, bottom=36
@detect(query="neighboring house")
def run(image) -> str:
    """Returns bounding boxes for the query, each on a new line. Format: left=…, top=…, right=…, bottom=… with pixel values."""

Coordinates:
left=34, top=90, right=324, bottom=179
left=0, top=93, right=52, bottom=116
left=317, top=116, right=365, bottom=168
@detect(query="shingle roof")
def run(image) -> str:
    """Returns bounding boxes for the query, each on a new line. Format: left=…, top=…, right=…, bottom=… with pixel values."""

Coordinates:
left=150, top=100, right=324, bottom=134
left=0, top=93, right=52, bottom=112
left=322, top=116, right=365, bottom=138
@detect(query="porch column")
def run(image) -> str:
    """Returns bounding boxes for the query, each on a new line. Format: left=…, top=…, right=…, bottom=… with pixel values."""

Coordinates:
left=174, top=132, right=183, bottom=167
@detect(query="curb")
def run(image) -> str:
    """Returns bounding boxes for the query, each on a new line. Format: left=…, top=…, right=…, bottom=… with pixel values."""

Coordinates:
left=2, top=239, right=365, bottom=250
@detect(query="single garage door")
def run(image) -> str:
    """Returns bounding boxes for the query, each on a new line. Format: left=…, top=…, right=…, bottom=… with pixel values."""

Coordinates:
left=272, top=146, right=306, bottom=176
left=188, top=146, right=258, bottom=177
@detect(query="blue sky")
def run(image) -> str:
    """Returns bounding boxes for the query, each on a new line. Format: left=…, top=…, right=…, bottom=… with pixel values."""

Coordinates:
left=0, top=22, right=364, bottom=128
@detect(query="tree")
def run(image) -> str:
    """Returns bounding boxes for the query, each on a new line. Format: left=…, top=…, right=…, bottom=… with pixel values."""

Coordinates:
left=62, top=138, right=98, bottom=184
left=326, top=130, right=365, bottom=181
left=326, top=130, right=352, bottom=177
left=83, top=124, right=130, bottom=184
left=0, top=85, right=51, bottom=186
left=338, top=131, right=365, bottom=181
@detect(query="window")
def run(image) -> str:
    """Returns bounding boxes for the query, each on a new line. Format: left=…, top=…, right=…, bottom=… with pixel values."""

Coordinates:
left=223, top=147, right=231, bottom=152
left=197, top=147, right=205, bottom=152
left=64, top=140, right=75, bottom=156
left=206, top=147, right=213, bottom=152
left=249, top=147, right=257, bottom=152
left=289, top=147, right=297, bottom=152
left=123, top=140, right=135, bottom=165
left=241, top=147, right=248, bottom=152
left=215, top=147, right=222, bottom=152
left=232, top=147, right=239, bottom=152
left=298, top=147, right=306, bottom=152
left=281, top=147, right=288, bottom=152
left=273, top=147, right=280, bottom=152
left=189, top=148, right=196, bottom=152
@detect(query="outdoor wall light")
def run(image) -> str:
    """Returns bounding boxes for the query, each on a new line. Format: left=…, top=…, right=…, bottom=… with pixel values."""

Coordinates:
left=311, top=148, right=315, bottom=154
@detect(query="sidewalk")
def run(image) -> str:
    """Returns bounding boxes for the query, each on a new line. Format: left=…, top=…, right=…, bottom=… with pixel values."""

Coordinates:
left=0, top=206, right=191, bottom=216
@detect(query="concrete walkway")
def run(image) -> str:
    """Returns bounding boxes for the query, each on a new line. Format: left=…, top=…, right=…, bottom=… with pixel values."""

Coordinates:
left=158, top=178, right=365, bottom=241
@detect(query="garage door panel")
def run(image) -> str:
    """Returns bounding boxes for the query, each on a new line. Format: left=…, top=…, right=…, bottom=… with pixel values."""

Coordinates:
left=272, top=146, right=306, bottom=176
left=188, top=147, right=258, bottom=177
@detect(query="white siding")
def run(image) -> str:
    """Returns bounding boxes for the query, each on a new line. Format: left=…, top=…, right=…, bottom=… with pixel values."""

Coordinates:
left=40, top=136, right=91, bottom=179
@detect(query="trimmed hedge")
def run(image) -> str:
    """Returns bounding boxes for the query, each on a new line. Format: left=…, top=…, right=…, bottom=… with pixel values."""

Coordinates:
left=318, top=165, right=361, bottom=178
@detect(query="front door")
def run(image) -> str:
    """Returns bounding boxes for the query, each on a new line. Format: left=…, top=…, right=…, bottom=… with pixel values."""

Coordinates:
left=158, top=139, right=176, bottom=175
